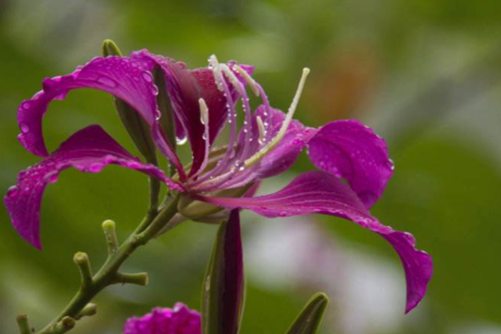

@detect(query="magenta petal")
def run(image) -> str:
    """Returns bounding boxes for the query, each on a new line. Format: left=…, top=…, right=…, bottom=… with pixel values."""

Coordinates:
left=307, top=120, right=393, bottom=208
left=131, top=51, right=214, bottom=176
left=200, top=171, right=432, bottom=312
left=4, top=125, right=181, bottom=249
left=124, top=303, right=201, bottom=334
left=131, top=50, right=253, bottom=177
left=18, top=56, right=161, bottom=157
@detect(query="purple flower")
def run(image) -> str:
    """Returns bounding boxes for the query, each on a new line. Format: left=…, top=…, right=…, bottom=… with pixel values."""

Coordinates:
left=4, top=50, right=432, bottom=313
left=124, top=303, right=201, bottom=334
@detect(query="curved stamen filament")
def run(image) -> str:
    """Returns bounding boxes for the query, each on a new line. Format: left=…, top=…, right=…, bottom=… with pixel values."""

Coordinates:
left=198, top=55, right=239, bottom=179
left=234, top=64, right=260, bottom=97
left=220, top=64, right=254, bottom=160
left=244, top=67, right=310, bottom=168
left=256, top=116, right=266, bottom=145
left=190, top=67, right=310, bottom=192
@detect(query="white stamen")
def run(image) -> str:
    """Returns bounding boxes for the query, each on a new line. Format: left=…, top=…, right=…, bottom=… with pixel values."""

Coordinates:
left=256, top=116, right=266, bottom=144
left=234, top=65, right=260, bottom=97
left=208, top=55, right=225, bottom=92
left=219, top=64, right=245, bottom=95
left=244, top=67, right=310, bottom=168
left=199, top=98, right=209, bottom=125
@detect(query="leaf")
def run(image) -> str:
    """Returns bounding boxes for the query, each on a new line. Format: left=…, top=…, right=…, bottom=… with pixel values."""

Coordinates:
left=286, top=292, right=329, bottom=334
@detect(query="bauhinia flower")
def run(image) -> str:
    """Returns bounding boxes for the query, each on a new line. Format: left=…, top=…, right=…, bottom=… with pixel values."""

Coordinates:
left=4, top=48, right=432, bottom=313
left=124, top=303, right=201, bottom=334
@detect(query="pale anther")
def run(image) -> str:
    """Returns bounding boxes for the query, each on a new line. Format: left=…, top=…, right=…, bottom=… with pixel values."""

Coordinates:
left=199, top=98, right=209, bottom=125
left=234, top=65, right=260, bottom=97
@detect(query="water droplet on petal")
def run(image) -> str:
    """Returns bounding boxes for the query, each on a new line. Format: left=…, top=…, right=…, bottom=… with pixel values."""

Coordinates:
left=142, top=71, right=153, bottom=82
left=234, top=160, right=245, bottom=172
left=20, top=123, right=30, bottom=133
left=88, top=163, right=102, bottom=173
left=47, top=174, right=58, bottom=183
left=21, top=101, right=31, bottom=110
left=97, top=77, right=118, bottom=88
left=7, top=185, right=18, bottom=195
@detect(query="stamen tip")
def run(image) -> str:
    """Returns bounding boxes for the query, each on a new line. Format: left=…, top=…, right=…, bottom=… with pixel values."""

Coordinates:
left=198, top=98, right=209, bottom=124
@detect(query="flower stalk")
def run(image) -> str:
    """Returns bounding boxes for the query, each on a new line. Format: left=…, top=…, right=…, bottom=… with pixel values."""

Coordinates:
left=16, top=315, right=31, bottom=334
left=36, top=194, right=180, bottom=334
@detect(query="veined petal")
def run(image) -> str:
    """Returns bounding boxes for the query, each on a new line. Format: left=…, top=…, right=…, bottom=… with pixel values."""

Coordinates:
left=307, top=120, right=393, bottom=208
left=199, top=171, right=432, bottom=313
left=18, top=56, right=160, bottom=157
left=4, top=125, right=181, bottom=249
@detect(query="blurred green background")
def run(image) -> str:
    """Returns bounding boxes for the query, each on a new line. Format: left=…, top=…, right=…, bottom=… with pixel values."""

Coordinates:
left=1, top=0, right=501, bottom=333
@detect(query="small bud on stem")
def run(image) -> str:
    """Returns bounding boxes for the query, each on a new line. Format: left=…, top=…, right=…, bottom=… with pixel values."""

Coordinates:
left=16, top=314, right=31, bottom=334
left=73, top=252, right=93, bottom=289
left=114, top=272, right=149, bottom=286
left=75, top=303, right=97, bottom=320
left=102, top=219, right=119, bottom=256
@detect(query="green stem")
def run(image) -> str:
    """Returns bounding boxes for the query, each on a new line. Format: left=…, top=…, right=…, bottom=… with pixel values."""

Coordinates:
left=16, top=315, right=31, bottom=334
left=37, top=194, right=180, bottom=334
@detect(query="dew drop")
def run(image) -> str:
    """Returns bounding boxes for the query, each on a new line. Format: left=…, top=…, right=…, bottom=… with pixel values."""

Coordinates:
left=234, top=160, right=245, bottom=172
left=176, top=136, right=188, bottom=145
left=47, top=174, right=58, bottom=183
left=142, top=71, right=153, bottom=82
left=20, top=123, right=30, bottom=133
left=21, top=101, right=31, bottom=110
left=7, top=185, right=18, bottom=194
left=97, top=77, right=118, bottom=88
left=152, top=84, right=159, bottom=96
left=89, top=163, right=102, bottom=173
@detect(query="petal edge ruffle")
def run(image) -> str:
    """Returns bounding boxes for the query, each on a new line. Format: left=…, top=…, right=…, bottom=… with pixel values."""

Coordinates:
left=5, top=125, right=180, bottom=249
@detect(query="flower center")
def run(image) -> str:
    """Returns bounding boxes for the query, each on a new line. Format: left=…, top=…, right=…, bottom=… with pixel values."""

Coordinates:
left=186, top=56, right=310, bottom=193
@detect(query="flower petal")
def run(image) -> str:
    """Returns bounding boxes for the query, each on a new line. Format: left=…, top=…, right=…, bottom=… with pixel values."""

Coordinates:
left=131, top=50, right=253, bottom=177
left=124, top=303, right=201, bottom=334
left=199, top=171, right=432, bottom=313
left=4, top=125, right=180, bottom=249
left=307, top=120, right=393, bottom=208
left=18, top=56, right=161, bottom=157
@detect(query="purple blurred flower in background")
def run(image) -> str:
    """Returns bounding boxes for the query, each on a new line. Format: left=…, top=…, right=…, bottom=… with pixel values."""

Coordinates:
left=124, top=303, right=201, bottom=334
left=4, top=49, right=432, bottom=312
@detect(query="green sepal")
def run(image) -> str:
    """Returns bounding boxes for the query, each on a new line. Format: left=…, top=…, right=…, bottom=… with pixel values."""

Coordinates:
left=286, top=292, right=329, bottom=334
left=153, top=66, right=176, bottom=155
left=202, top=210, right=245, bottom=334
left=101, top=39, right=158, bottom=165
